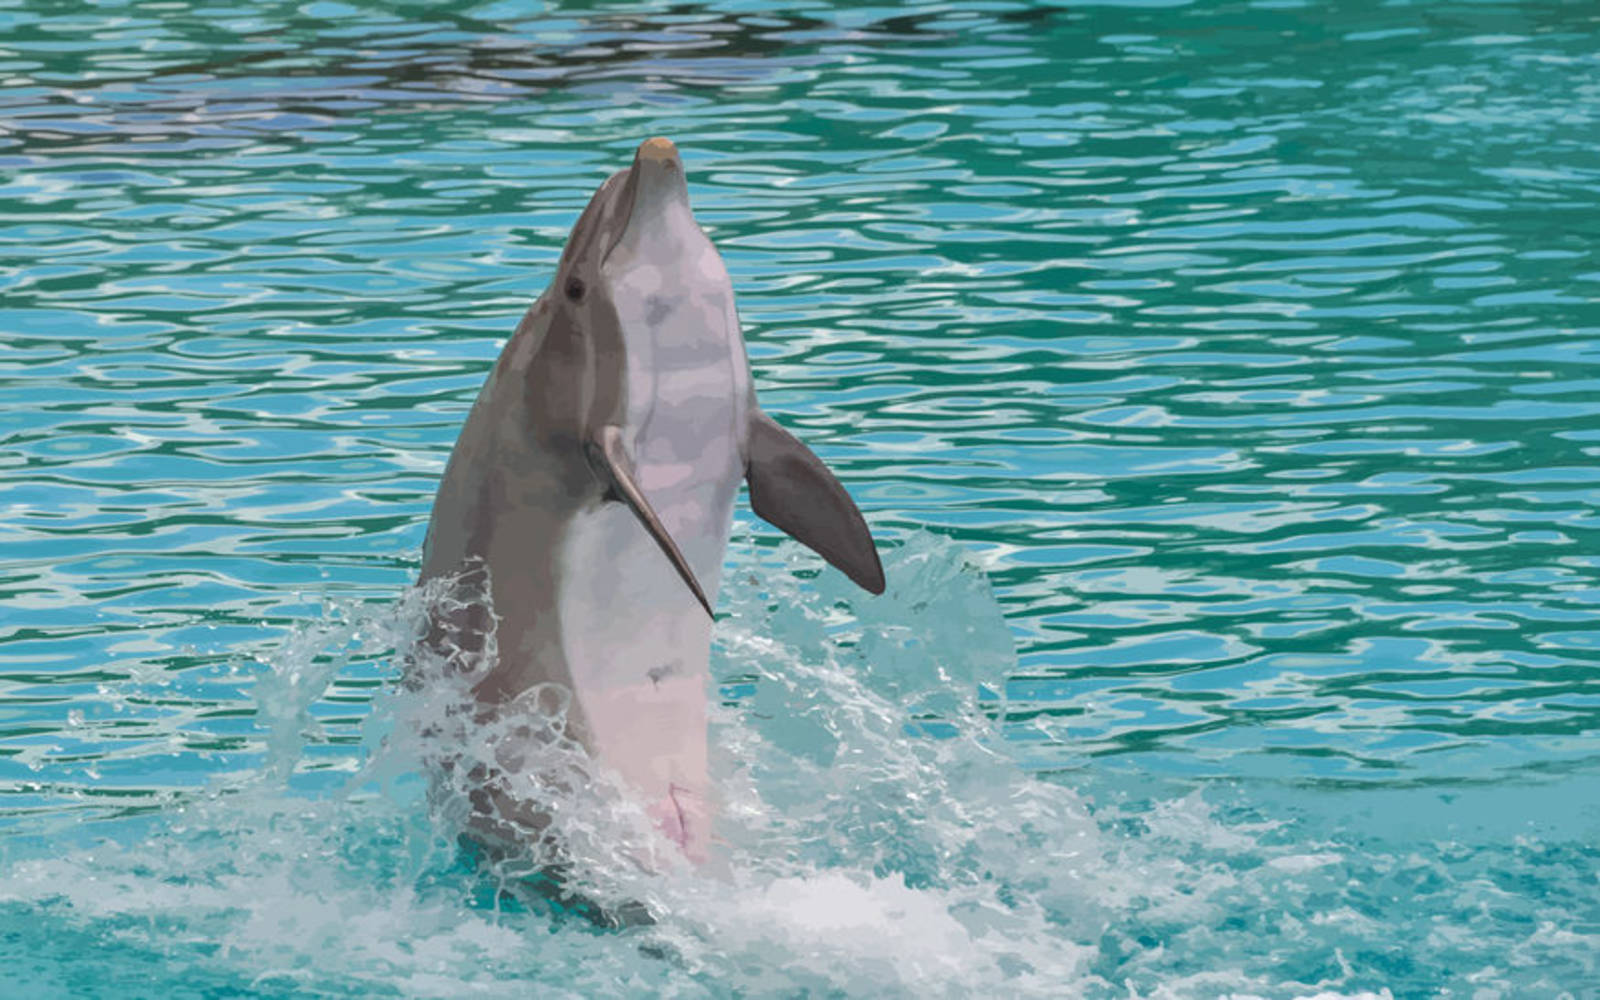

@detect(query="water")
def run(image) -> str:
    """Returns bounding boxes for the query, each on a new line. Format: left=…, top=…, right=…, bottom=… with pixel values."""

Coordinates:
left=3, top=0, right=1599, bottom=995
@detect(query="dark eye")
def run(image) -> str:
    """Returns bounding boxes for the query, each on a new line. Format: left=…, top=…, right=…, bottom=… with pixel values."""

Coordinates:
left=565, top=276, right=586, bottom=302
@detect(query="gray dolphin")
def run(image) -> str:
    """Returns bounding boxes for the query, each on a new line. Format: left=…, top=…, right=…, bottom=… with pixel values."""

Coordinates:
left=417, top=137, right=884, bottom=863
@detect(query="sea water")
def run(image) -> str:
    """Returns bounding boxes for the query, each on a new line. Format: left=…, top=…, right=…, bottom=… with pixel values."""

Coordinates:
left=2, top=1, right=1598, bottom=996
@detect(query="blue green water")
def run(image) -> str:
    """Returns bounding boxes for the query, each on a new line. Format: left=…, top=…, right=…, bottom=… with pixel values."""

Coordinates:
left=3, top=0, right=1599, bottom=995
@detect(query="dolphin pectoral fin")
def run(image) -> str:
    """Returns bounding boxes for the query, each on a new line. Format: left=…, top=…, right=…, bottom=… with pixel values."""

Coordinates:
left=586, top=425, right=716, bottom=620
left=745, top=410, right=886, bottom=595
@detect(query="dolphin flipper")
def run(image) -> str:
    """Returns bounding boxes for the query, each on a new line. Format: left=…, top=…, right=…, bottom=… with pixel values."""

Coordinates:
left=745, top=410, right=886, bottom=595
left=586, top=424, right=716, bottom=619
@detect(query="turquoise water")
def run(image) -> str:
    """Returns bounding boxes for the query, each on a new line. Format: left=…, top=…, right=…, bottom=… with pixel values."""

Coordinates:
left=3, top=0, right=1599, bottom=995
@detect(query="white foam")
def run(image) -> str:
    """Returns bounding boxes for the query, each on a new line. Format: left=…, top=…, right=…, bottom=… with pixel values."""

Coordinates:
left=1, top=533, right=1543, bottom=998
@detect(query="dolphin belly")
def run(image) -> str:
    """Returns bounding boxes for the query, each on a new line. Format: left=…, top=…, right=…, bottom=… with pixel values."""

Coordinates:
left=554, top=323, right=744, bottom=858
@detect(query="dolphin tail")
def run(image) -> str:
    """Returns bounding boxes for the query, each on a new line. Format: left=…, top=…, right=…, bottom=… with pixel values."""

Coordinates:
left=745, top=410, right=886, bottom=595
left=586, top=424, right=716, bottom=619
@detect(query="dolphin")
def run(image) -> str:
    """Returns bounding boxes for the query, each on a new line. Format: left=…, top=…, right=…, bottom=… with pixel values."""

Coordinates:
left=416, top=137, right=884, bottom=866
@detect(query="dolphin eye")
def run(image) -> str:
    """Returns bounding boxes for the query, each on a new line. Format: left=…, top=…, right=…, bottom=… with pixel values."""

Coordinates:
left=565, top=276, right=586, bottom=302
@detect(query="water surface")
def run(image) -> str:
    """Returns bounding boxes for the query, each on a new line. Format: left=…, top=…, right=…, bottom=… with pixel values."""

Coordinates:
left=2, top=1, right=1598, bottom=996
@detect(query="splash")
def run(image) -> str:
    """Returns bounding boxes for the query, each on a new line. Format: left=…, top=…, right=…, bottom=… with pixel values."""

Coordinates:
left=4, top=533, right=1561, bottom=997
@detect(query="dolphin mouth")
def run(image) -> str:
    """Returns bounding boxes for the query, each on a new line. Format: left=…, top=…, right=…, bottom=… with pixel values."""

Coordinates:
left=602, top=136, right=691, bottom=265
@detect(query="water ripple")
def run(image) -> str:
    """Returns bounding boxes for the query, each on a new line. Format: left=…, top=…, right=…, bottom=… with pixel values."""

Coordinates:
left=3, top=2, right=1600, bottom=992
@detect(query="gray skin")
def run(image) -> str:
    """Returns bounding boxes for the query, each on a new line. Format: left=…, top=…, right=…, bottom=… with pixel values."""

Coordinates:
left=418, top=137, right=883, bottom=862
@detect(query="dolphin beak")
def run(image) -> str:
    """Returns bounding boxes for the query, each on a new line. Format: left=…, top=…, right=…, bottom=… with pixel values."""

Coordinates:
left=638, top=135, right=679, bottom=165
left=634, top=136, right=684, bottom=191
left=603, top=137, right=691, bottom=265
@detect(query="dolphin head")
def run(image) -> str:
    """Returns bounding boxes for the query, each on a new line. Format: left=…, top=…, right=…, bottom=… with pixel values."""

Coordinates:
left=574, top=137, right=720, bottom=375
left=530, top=135, right=722, bottom=419
left=548, top=136, right=703, bottom=362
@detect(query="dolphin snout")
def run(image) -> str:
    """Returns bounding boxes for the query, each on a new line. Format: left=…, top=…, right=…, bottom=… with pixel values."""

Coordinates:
left=608, top=137, right=693, bottom=262
left=638, top=136, right=680, bottom=166
left=629, top=136, right=686, bottom=195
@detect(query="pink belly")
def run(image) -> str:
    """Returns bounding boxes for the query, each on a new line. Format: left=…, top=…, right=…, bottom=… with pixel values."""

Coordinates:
left=578, top=671, right=711, bottom=862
